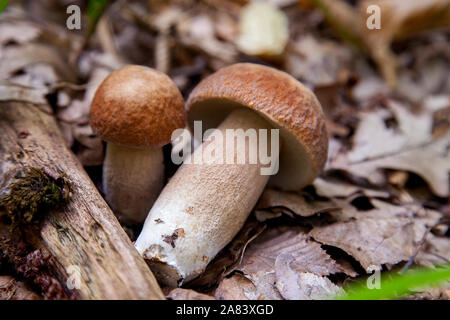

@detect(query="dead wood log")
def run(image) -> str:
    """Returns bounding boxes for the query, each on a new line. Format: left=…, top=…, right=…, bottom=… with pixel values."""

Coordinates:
left=0, top=101, right=164, bottom=300
left=0, top=275, right=41, bottom=300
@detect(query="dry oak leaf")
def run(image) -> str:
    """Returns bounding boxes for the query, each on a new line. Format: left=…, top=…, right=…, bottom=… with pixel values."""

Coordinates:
left=239, top=226, right=345, bottom=276
left=240, top=272, right=282, bottom=300
left=0, top=43, right=76, bottom=82
left=406, top=282, right=450, bottom=300
left=345, top=101, right=433, bottom=163
left=287, top=34, right=353, bottom=87
left=312, top=177, right=390, bottom=199
left=311, top=218, right=416, bottom=271
left=415, top=235, right=450, bottom=268
left=214, top=274, right=260, bottom=300
left=57, top=67, right=111, bottom=124
left=167, top=288, right=215, bottom=300
left=310, top=200, right=442, bottom=271
left=176, top=12, right=237, bottom=64
left=329, top=199, right=442, bottom=225
left=234, top=226, right=351, bottom=300
left=275, top=253, right=344, bottom=300
left=256, top=188, right=340, bottom=217
left=332, top=132, right=450, bottom=197
left=0, top=81, right=48, bottom=104
left=330, top=101, right=450, bottom=197
left=0, top=21, right=40, bottom=45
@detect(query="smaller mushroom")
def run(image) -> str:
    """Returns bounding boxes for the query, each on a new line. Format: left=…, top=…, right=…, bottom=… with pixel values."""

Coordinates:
left=135, top=63, right=328, bottom=285
left=90, top=65, right=185, bottom=224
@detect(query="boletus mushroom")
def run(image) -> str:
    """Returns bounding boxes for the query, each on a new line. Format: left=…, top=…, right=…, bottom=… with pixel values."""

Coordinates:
left=135, top=63, right=328, bottom=286
left=90, top=65, right=185, bottom=224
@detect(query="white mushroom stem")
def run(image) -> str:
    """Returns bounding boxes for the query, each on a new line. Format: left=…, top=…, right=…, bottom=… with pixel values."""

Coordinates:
left=103, top=143, right=164, bottom=224
left=135, top=109, right=279, bottom=286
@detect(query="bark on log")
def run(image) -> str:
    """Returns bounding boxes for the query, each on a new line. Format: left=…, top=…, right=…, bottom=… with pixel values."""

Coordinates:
left=0, top=275, right=41, bottom=300
left=0, top=101, right=164, bottom=300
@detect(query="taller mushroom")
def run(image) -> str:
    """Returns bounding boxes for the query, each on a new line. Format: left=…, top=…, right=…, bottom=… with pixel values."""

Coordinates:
left=90, top=65, right=185, bottom=224
left=135, top=63, right=328, bottom=286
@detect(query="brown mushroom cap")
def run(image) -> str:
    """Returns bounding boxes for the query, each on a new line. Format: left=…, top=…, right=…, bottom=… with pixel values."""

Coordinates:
left=186, top=63, right=328, bottom=190
left=90, top=65, right=185, bottom=148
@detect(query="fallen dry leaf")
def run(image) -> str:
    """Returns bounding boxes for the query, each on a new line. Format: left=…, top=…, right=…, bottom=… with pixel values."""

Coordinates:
left=239, top=226, right=345, bottom=277
left=396, top=58, right=450, bottom=105
left=287, top=34, right=353, bottom=87
left=275, top=253, right=344, bottom=300
left=351, top=74, right=390, bottom=105
left=0, top=82, right=48, bottom=104
left=243, top=272, right=283, bottom=300
left=214, top=274, right=259, bottom=300
left=1, top=0, right=448, bottom=301
left=72, top=124, right=104, bottom=166
left=329, top=198, right=442, bottom=224
left=256, top=188, right=340, bottom=217
left=406, top=281, right=450, bottom=300
left=167, top=288, right=215, bottom=300
left=310, top=199, right=442, bottom=271
left=416, top=234, right=450, bottom=268
left=344, top=101, right=433, bottom=163
left=231, top=226, right=353, bottom=300
left=329, top=99, right=450, bottom=197
left=176, top=10, right=237, bottom=64
left=312, top=177, right=390, bottom=199
left=0, top=43, right=76, bottom=82
left=332, top=131, right=450, bottom=197
left=57, top=67, right=111, bottom=124
left=311, top=218, right=417, bottom=271
left=0, top=21, right=40, bottom=45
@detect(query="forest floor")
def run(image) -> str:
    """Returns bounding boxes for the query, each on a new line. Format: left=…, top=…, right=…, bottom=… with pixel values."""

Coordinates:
left=0, top=0, right=449, bottom=300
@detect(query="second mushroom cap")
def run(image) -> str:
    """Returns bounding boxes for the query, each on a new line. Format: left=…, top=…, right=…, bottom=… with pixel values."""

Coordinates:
left=90, top=65, right=185, bottom=148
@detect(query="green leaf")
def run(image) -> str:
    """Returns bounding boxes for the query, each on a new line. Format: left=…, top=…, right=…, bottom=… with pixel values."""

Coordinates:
left=337, top=264, right=450, bottom=300
left=87, top=0, right=109, bottom=37
left=0, top=0, right=10, bottom=13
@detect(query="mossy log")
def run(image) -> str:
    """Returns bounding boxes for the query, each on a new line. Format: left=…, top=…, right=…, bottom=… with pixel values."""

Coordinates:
left=0, top=101, right=164, bottom=300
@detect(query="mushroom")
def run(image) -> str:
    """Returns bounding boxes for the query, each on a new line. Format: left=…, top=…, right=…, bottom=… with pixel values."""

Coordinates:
left=90, top=65, right=185, bottom=224
left=135, top=63, right=328, bottom=285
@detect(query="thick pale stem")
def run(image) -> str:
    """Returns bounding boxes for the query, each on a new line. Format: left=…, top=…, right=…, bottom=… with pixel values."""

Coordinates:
left=103, top=144, right=164, bottom=224
left=135, top=109, right=279, bottom=286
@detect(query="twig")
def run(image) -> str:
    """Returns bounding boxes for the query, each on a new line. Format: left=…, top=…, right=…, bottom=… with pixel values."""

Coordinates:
left=399, top=225, right=432, bottom=274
